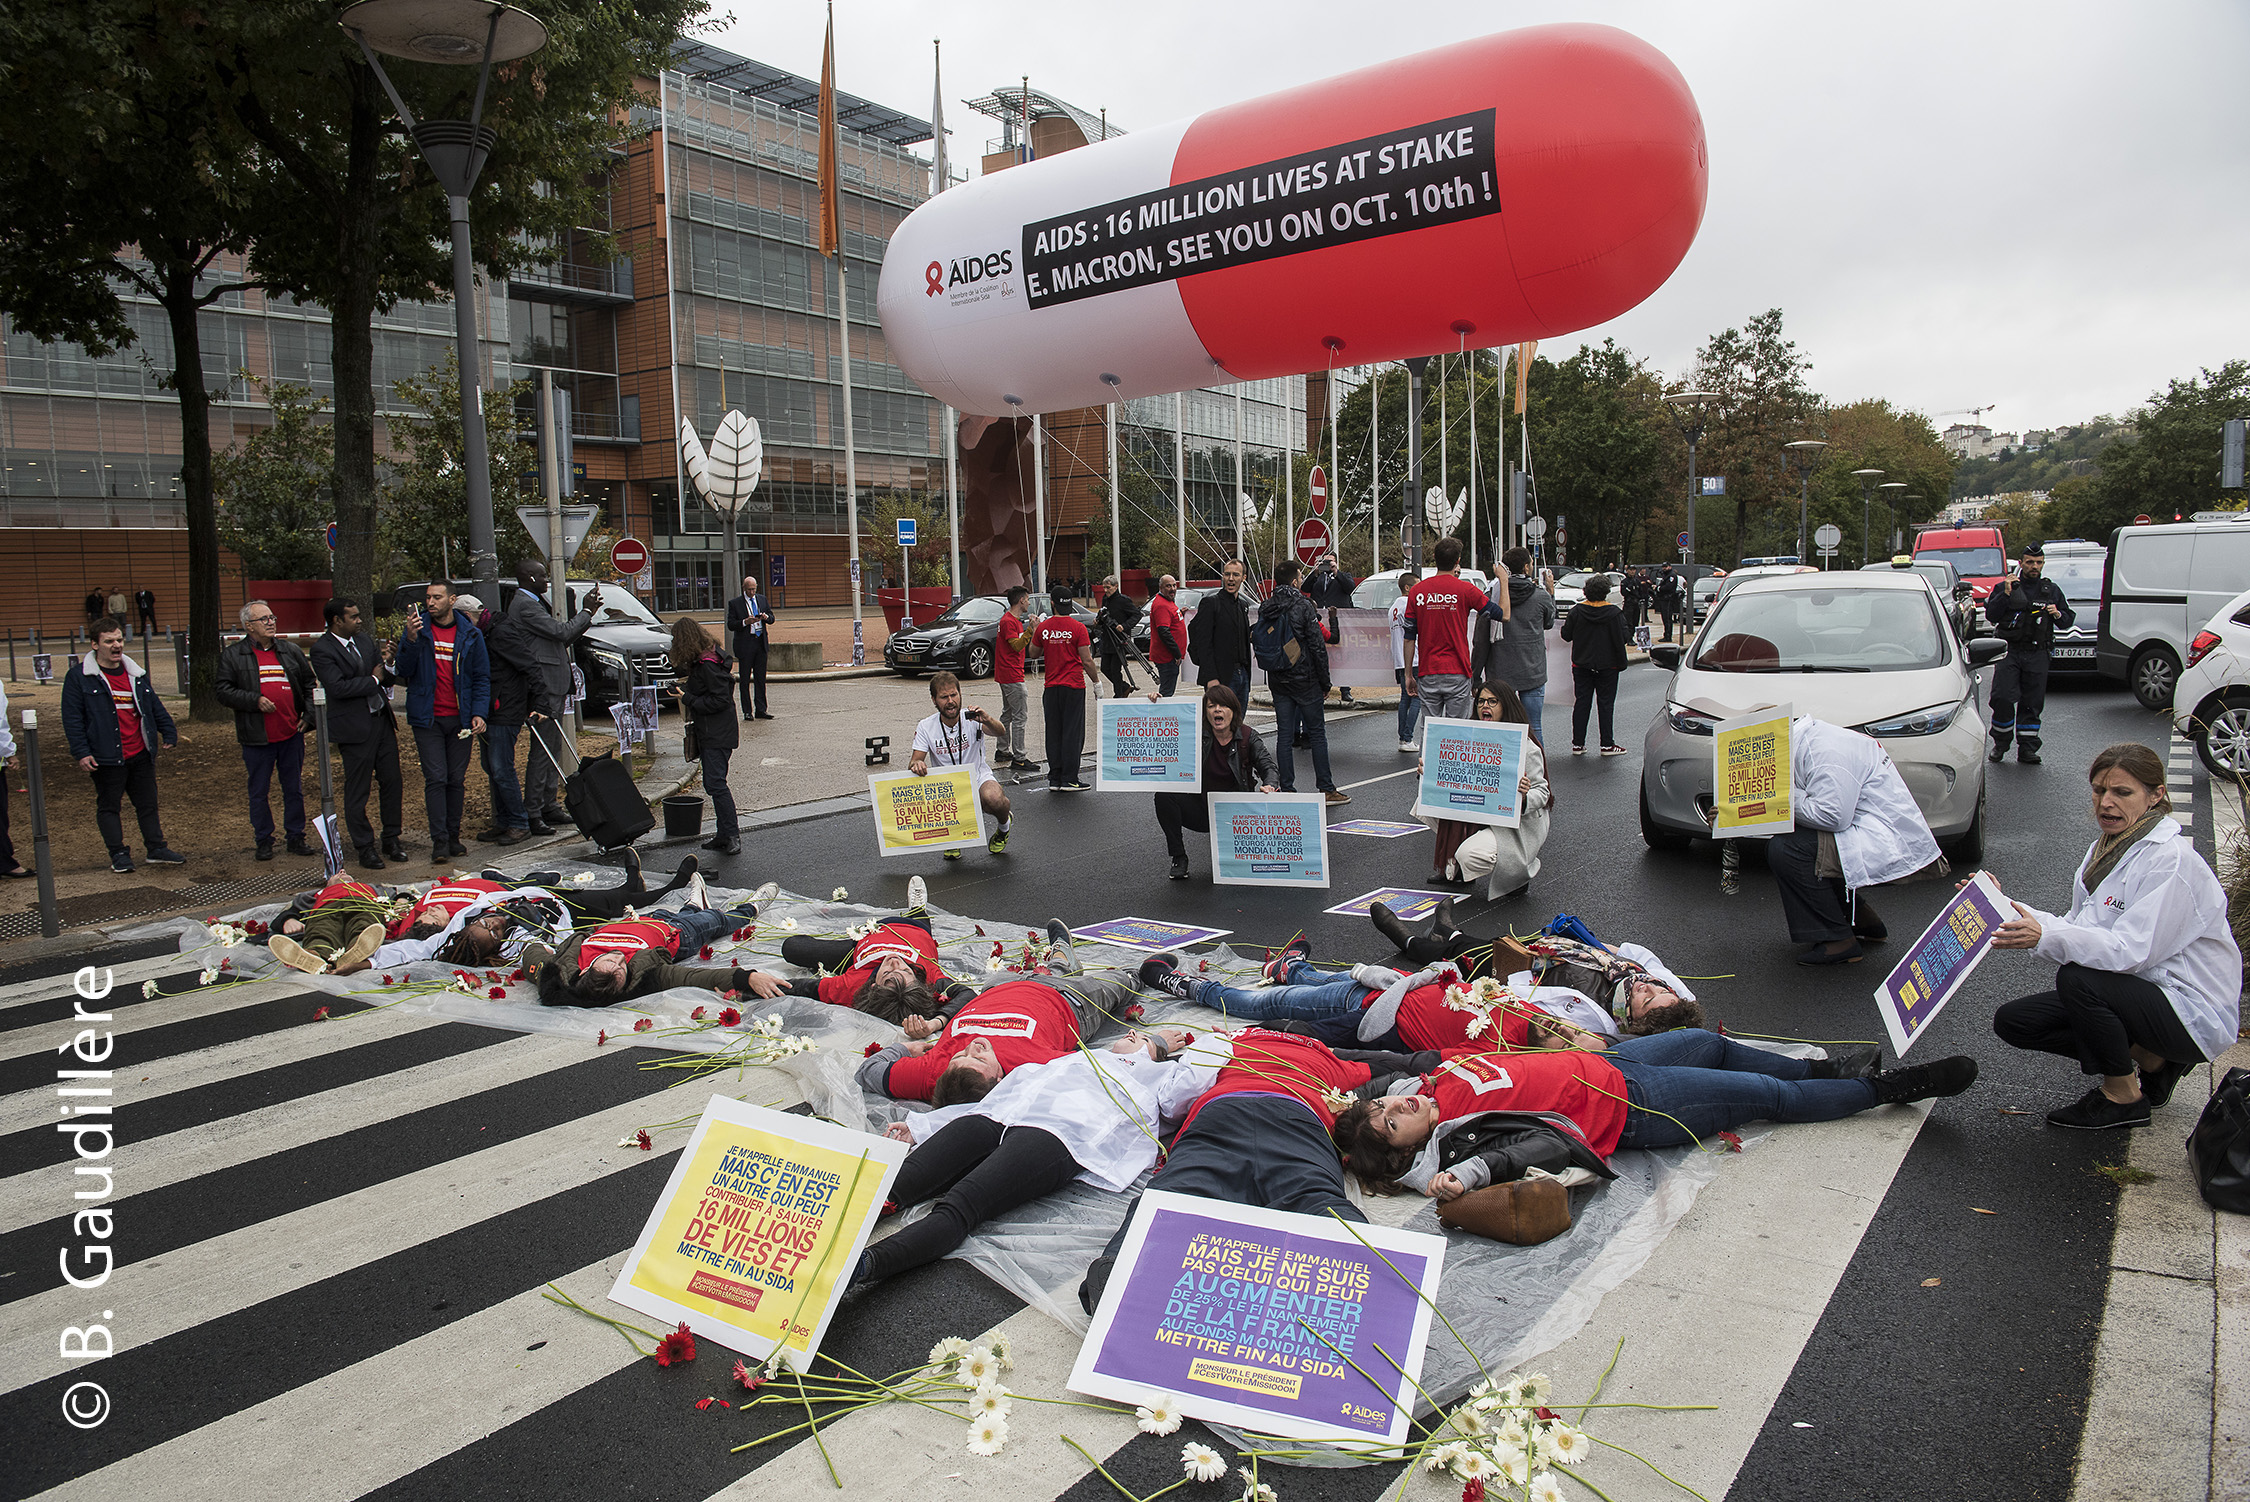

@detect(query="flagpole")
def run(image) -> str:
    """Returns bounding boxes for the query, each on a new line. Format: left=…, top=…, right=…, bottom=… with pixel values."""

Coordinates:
left=1106, top=397, right=1121, bottom=594
left=1369, top=365, right=1381, bottom=570
left=1173, top=391, right=1187, bottom=581
left=817, top=5, right=862, bottom=661
left=1033, top=415, right=1046, bottom=594
left=932, top=39, right=960, bottom=598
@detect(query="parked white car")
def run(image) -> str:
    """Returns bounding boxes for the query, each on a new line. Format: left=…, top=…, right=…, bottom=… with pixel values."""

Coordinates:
left=2099, top=516, right=2250, bottom=708
left=1640, top=571, right=2007, bottom=861
left=2172, top=585, right=2250, bottom=777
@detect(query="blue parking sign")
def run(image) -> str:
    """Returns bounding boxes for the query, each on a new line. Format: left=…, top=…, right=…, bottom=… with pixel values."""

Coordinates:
left=896, top=517, right=917, bottom=547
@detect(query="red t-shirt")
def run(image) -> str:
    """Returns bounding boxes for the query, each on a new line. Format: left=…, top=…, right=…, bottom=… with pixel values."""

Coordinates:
left=388, top=877, right=509, bottom=938
left=1174, top=1029, right=1373, bottom=1141
left=254, top=647, right=298, bottom=742
left=1422, top=1046, right=1628, bottom=1158
left=312, top=878, right=383, bottom=909
left=881, top=979, right=1083, bottom=1101
left=578, top=917, right=684, bottom=963
left=1384, top=982, right=1541, bottom=1052
left=1148, top=594, right=1186, bottom=664
left=428, top=621, right=460, bottom=718
left=1039, top=616, right=1090, bottom=689
left=813, top=921, right=949, bottom=1004
left=1404, top=574, right=1496, bottom=678
left=102, top=667, right=144, bottom=758
left=994, top=611, right=1036, bottom=685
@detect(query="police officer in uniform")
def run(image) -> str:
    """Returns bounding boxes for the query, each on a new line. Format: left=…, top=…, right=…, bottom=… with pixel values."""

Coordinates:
left=1986, top=542, right=2074, bottom=765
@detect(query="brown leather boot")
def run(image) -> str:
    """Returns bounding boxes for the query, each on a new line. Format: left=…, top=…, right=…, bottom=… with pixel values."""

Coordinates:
left=1436, top=1178, right=1573, bottom=1245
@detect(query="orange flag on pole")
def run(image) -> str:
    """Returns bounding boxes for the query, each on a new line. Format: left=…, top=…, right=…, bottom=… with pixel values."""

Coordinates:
left=815, top=5, right=841, bottom=258
left=1514, top=341, right=1537, bottom=415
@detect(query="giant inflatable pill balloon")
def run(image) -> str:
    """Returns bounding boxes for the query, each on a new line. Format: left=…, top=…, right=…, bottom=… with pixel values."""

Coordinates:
left=878, top=23, right=1706, bottom=417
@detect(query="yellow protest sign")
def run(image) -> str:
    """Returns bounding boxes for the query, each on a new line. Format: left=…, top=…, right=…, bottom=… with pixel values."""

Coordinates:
left=868, top=767, right=986, bottom=856
left=1712, top=704, right=1793, bottom=837
left=608, top=1098, right=906, bottom=1371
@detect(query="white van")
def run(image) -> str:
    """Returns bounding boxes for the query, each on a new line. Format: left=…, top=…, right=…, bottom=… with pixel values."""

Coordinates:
left=2097, top=516, right=2250, bottom=707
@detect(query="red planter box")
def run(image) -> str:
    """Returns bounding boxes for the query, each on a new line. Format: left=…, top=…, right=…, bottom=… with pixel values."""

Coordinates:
left=877, top=586, right=956, bottom=632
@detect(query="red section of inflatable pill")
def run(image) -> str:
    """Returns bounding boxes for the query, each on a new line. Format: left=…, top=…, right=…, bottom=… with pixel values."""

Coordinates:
left=1167, top=24, right=1707, bottom=378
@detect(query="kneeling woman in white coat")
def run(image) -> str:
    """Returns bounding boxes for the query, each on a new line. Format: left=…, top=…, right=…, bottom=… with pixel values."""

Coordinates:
left=1774, top=716, right=1941, bottom=966
left=1419, top=682, right=1550, bottom=897
left=1990, top=743, right=2242, bottom=1132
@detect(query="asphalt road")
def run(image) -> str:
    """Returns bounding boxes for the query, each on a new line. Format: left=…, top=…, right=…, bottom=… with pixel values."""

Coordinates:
left=5, top=662, right=2180, bottom=1501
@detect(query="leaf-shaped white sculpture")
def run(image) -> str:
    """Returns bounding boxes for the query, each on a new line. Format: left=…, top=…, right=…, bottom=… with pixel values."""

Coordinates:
left=679, top=418, right=713, bottom=503
left=1421, top=485, right=1465, bottom=533
left=705, top=410, right=765, bottom=514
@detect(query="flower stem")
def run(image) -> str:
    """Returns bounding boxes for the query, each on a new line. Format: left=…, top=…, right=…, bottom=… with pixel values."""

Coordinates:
left=1589, top=1433, right=1716, bottom=1502
left=1060, top=1434, right=1149, bottom=1502
left=796, top=1369, right=842, bottom=1488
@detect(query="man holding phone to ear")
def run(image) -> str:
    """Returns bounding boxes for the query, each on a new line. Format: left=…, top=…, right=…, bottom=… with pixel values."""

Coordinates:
left=395, top=580, right=491, bottom=864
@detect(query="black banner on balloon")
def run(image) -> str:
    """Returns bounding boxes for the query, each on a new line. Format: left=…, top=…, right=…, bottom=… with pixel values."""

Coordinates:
left=1021, top=109, right=1501, bottom=311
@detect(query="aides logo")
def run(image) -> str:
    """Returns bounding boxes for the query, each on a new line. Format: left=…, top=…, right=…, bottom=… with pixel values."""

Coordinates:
left=927, top=249, right=1014, bottom=297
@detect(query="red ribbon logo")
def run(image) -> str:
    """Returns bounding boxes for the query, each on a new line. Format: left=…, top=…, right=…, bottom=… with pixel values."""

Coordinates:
left=925, top=260, right=944, bottom=296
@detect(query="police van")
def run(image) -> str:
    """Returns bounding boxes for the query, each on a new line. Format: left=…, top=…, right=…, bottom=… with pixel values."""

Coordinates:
left=2097, top=515, right=2250, bottom=708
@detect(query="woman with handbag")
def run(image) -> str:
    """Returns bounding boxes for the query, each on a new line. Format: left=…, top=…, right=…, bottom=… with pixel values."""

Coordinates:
left=670, top=617, right=741, bottom=856
left=1990, top=742, right=2242, bottom=1130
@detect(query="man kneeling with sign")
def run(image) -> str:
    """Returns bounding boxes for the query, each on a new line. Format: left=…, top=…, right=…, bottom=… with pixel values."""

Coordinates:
left=910, top=672, right=1013, bottom=858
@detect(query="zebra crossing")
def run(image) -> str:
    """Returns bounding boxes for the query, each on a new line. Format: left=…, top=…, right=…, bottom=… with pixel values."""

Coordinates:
left=2170, top=729, right=2199, bottom=830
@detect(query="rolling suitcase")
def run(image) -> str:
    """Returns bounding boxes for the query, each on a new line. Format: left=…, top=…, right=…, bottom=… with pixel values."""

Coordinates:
left=533, top=736, right=654, bottom=851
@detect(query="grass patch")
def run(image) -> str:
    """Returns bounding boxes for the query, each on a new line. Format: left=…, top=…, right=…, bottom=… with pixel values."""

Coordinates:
left=2090, top=1162, right=2160, bottom=1188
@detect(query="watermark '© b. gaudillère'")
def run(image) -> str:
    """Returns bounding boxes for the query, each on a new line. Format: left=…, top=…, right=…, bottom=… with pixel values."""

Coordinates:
left=58, top=965, right=118, bottom=1429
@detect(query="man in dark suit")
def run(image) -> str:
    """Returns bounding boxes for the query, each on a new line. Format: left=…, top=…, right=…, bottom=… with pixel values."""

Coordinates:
left=309, top=596, right=407, bottom=870
left=490, top=557, right=596, bottom=830
left=725, top=571, right=775, bottom=720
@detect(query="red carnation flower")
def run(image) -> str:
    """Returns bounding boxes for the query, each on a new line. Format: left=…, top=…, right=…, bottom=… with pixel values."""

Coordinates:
left=219, top=957, right=234, bottom=969
left=862, top=1040, right=882, bottom=1057
left=654, top=1321, right=697, bottom=1367
left=381, top=973, right=395, bottom=985
left=597, top=1029, right=608, bottom=1046
left=691, top=1006, right=707, bottom=1021
left=633, top=1017, right=654, bottom=1033
left=637, top=1129, right=654, bottom=1151
left=1535, top=1407, right=1559, bottom=1423
left=311, top=1006, right=330, bottom=1022
left=730, top=924, right=755, bottom=942
left=1718, top=1131, right=1744, bottom=1153
left=973, top=924, right=985, bottom=936
left=695, top=1397, right=714, bottom=1411
left=1463, top=1481, right=1486, bottom=1502
left=1124, top=1003, right=1146, bottom=1023
left=732, top=1358, right=761, bottom=1392
left=700, top=945, right=714, bottom=960
left=509, top=967, right=526, bottom=982
left=488, top=987, right=506, bottom=1000
left=717, top=1007, right=741, bottom=1027
left=989, top=940, right=1004, bottom=958
left=1197, top=959, right=1211, bottom=973
left=485, top=970, right=502, bottom=983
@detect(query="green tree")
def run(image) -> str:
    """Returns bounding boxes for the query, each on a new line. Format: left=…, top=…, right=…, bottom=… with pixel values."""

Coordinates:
left=1525, top=340, right=1668, bottom=567
left=1803, top=401, right=1957, bottom=566
left=859, top=491, right=949, bottom=587
left=2081, top=361, right=2250, bottom=533
left=0, top=0, right=264, bottom=719
left=213, top=379, right=334, bottom=578
left=210, top=0, right=708, bottom=611
left=378, top=353, right=539, bottom=590
left=1685, top=309, right=1821, bottom=563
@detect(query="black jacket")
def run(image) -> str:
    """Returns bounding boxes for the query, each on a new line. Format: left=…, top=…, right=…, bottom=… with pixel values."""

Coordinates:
left=725, top=590, right=775, bottom=658
left=682, top=650, right=740, bottom=751
left=308, top=631, right=397, bottom=746
left=489, top=587, right=593, bottom=716
left=1986, top=574, right=2075, bottom=653
left=1097, top=592, right=1143, bottom=667
left=60, top=651, right=178, bottom=765
left=1560, top=601, right=1631, bottom=672
left=1256, top=583, right=1333, bottom=700
left=1203, top=722, right=1280, bottom=791
left=1363, top=1067, right=1617, bottom=1185
left=215, top=635, right=316, bottom=746
left=1304, top=564, right=1357, bottom=610
left=1187, top=585, right=1253, bottom=684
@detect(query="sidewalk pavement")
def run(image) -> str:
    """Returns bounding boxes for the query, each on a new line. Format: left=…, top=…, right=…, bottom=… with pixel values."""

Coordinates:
left=2069, top=775, right=2248, bottom=1501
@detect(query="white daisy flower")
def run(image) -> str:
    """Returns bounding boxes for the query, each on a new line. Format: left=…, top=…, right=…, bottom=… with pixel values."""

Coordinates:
left=1519, top=1372, right=1553, bottom=1404
left=1494, top=1416, right=1529, bottom=1447
left=142, top=980, right=159, bottom=998
left=1468, top=1378, right=1498, bottom=1400
left=971, top=1382, right=1011, bottom=1420
left=1463, top=1014, right=1490, bottom=1038
left=988, top=1332, right=1014, bottom=1369
left=199, top=966, right=220, bottom=987
left=1451, top=1405, right=1490, bottom=1437
left=1492, top=1444, right=1532, bottom=1486
left=1540, top=1422, right=1592, bottom=1466
left=966, top=1415, right=1008, bottom=1455
left=1135, top=1394, right=1185, bottom=1435
left=832, top=887, right=850, bottom=901
left=776, top=916, right=798, bottom=930
left=570, top=871, right=596, bottom=886
left=956, top=1346, right=998, bottom=1386
left=1240, top=1482, right=1277, bottom=1502
left=1424, top=1441, right=1464, bottom=1472
left=1180, top=1442, right=1228, bottom=1483
left=1529, top=1474, right=1567, bottom=1502
left=1451, top=1449, right=1495, bottom=1481
left=929, top=1336, right=972, bottom=1365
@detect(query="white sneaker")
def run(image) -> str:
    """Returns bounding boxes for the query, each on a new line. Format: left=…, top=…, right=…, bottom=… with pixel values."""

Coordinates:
left=907, top=875, right=928, bottom=911
left=751, top=881, right=780, bottom=904
left=686, top=871, right=709, bottom=911
left=1399, top=740, right=1418, bottom=753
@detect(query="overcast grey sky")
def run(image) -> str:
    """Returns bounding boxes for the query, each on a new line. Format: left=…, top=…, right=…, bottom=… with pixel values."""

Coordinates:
left=715, top=0, right=2249, bottom=435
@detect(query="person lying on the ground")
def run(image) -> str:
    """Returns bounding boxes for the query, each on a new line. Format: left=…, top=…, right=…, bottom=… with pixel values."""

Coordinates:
left=263, top=877, right=399, bottom=974
left=855, top=941, right=1147, bottom=1106
left=774, top=875, right=958, bottom=1021
left=1333, top=1034, right=1976, bottom=1202
left=1137, top=937, right=1707, bottom=1052
left=330, top=857, right=741, bottom=977
left=1077, top=1028, right=1438, bottom=1312
left=849, top=1026, right=1213, bottom=1289
left=1370, top=900, right=1707, bottom=1015
left=523, top=885, right=777, bottom=1007
left=386, top=874, right=515, bottom=942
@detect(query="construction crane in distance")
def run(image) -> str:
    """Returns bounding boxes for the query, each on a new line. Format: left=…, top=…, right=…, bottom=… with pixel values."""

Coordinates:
left=1937, top=404, right=1997, bottom=423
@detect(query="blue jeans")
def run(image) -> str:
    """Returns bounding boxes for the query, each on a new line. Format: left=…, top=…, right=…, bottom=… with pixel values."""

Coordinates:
left=667, top=901, right=761, bottom=953
left=1609, top=1029, right=1878, bottom=1149
left=242, top=733, right=305, bottom=845
left=484, top=720, right=529, bottom=831
left=1396, top=668, right=1423, bottom=745
left=1519, top=685, right=1545, bottom=748
left=1190, top=955, right=1366, bottom=1021
left=1228, top=667, right=1252, bottom=711
left=1157, top=659, right=1181, bottom=697
left=1274, top=694, right=1335, bottom=792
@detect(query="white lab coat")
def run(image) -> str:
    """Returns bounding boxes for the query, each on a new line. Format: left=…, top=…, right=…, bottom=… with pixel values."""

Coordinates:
left=2028, top=818, right=2243, bottom=1063
left=905, top=1037, right=1232, bottom=1192
left=1418, top=739, right=1551, bottom=894
left=1388, top=596, right=1410, bottom=671
left=366, top=886, right=570, bottom=970
left=1791, top=717, right=1939, bottom=889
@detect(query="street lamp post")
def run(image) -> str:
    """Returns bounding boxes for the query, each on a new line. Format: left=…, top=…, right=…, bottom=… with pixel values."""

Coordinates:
left=1851, top=468, right=1885, bottom=567
left=1783, top=439, right=1828, bottom=563
left=1664, top=391, right=1721, bottom=568
left=341, top=0, right=549, bottom=609
left=1901, top=496, right=1921, bottom=556
left=1878, top=482, right=1907, bottom=557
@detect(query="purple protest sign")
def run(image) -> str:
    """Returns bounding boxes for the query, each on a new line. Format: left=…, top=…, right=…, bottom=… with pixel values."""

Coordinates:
left=1069, top=1191, right=1445, bottom=1446
left=1070, top=917, right=1234, bottom=952
left=1873, top=871, right=2010, bottom=1057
